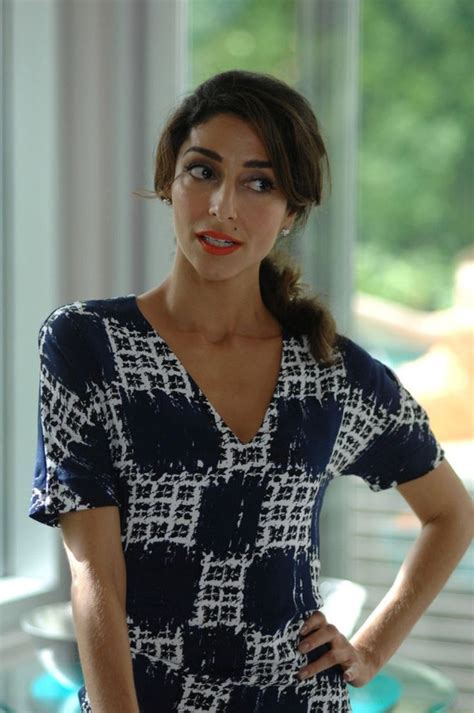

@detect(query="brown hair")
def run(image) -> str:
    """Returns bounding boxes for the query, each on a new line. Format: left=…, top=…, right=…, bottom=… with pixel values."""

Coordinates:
left=135, top=69, right=341, bottom=364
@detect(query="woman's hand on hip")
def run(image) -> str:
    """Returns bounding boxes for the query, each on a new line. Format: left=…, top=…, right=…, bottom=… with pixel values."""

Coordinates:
left=296, top=611, right=376, bottom=687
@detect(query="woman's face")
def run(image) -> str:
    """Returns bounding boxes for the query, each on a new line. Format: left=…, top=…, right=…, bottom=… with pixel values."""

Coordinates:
left=170, top=112, right=295, bottom=283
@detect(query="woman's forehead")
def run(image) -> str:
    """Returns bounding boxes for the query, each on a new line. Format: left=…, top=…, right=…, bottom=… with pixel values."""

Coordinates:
left=179, top=114, right=269, bottom=162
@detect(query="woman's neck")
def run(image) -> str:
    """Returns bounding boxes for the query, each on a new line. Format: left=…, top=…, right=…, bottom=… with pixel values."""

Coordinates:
left=154, top=268, right=280, bottom=343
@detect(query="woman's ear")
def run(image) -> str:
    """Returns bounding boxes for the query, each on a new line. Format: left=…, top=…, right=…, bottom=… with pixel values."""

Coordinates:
left=285, top=204, right=298, bottom=220
left=285, top=212, right=297, bottom=231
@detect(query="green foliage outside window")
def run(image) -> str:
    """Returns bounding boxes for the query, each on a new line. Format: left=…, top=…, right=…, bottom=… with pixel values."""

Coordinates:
left=189, top=0, right=473, bottom=311
left=359, top=0, right=473, bottom=310
left=188, top=0, right=297, bottom=87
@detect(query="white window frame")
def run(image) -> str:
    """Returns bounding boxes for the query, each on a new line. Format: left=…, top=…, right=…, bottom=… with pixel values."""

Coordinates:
left=295, top=0, right=360, bottom=578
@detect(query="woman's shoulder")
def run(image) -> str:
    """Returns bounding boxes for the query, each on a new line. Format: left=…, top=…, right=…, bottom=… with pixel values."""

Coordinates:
left=38, top=294, right=134, bottom=346
left=37, top=295, right=136, bottom=391
left=331, top=333, right=399, bottom=393
left=299, top=332, right=374, bottom=372
left=334, top=333, right=376, bottom=369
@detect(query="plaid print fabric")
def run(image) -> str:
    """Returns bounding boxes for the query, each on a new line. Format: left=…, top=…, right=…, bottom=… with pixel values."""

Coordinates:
left=29, top=295, right=444, bottom=712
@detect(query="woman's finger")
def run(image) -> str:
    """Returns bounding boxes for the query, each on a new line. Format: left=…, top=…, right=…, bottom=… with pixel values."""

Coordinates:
left=298, top=647, right=357, bottom=680
left=298, top=623, right=343, bottom=653
left=297, top=649, right=342, bottom=680
left=343, top=665, right=358, bottom=682
left=300, top=610, right=327, bottom=635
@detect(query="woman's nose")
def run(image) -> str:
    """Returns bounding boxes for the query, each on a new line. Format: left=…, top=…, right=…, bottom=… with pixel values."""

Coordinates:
left=209, top=180, right=237, bottom=221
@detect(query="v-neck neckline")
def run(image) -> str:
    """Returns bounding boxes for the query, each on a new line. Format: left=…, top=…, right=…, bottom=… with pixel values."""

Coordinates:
left=127, top=293, right=287, bottom=447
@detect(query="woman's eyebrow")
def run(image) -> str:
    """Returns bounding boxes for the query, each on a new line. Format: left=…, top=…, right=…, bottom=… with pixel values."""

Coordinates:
left=183, top=145, right=272, bottom=169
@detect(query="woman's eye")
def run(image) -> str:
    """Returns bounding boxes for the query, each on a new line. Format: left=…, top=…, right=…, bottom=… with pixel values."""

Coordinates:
left=248, top=177, right=275, bottom=193
left=183, top=163, right=275, bottom=193
left=185, top=164, right=213, bottom=180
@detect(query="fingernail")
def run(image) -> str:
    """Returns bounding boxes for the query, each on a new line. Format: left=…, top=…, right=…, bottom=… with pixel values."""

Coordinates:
left=300, top=624, right=308, bottom=634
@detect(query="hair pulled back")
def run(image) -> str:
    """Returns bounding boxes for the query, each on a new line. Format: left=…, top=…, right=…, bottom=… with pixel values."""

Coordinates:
left=140, top=69, right=340, bottom=364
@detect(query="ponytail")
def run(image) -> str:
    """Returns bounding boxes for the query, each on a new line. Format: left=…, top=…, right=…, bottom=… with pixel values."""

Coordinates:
left=259, top=252, right=340, bottom=365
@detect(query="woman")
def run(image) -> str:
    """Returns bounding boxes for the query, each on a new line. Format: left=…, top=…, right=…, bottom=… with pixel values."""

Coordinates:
left=29, top=70, right=472, bottom=713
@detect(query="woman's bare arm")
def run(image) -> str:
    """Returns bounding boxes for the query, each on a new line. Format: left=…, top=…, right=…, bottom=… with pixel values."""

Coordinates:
left=347, top=458, right=473, bottom=679
left=296, top=458, right=473, bottom=684
left=60, top=506, right=140, bottom=713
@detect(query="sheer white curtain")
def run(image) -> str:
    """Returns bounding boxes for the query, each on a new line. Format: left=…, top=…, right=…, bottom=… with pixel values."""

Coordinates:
left=1, top=0, right=187, bottom=639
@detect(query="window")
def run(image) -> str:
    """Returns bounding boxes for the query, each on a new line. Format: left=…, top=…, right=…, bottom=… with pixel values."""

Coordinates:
left=188, top=0, right=474, bottom=708
left=351, top=1, right=474, bottom=706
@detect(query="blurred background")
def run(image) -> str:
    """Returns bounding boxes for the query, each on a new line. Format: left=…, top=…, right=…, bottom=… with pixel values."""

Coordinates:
left=1, top=0, right=473, bottom=710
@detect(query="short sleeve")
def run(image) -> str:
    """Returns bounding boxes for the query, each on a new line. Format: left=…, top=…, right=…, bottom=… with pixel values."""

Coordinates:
left=335, top=336, right=445, bottom=491
left=29, top=306, right=120, bottom=527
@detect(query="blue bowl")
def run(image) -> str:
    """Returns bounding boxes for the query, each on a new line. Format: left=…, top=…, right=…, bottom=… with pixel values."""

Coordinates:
left=349, top=672, right=403, bottom=713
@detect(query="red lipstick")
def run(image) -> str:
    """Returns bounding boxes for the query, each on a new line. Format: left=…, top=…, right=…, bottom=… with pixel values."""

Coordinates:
left=195, top=230, right=242, bottom=256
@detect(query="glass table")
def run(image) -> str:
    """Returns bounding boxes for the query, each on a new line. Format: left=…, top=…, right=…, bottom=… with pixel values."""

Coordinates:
left=0, top=650, right=457, bottom=713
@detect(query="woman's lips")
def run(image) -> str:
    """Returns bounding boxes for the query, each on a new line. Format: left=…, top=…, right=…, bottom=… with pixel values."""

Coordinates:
left=197, top=229, right=242, bottom=243
left=195, top=231, right=242, bottom=256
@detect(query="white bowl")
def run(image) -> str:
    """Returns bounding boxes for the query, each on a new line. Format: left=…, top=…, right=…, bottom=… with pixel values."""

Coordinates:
left=21, top=601, right=83, bottom=689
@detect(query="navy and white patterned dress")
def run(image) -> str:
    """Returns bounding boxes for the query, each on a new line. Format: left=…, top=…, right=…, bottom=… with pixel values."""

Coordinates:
left=29, top=294, right=444, bottom=712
